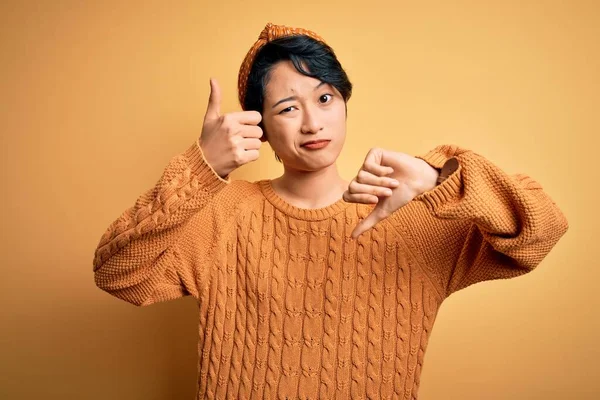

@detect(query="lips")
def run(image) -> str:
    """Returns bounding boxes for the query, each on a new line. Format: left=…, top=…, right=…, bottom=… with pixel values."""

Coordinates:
left=301, top=139, right=330, bottom=147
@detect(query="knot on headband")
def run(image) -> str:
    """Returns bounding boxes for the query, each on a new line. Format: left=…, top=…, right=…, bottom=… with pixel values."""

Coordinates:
left=237, top=22, right=327, bottom=110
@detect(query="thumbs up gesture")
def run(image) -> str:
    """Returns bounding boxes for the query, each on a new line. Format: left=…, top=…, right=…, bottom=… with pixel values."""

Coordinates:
left=343, top=147, right=440, bottom=239
left=199, top=78, right=264, bottom=178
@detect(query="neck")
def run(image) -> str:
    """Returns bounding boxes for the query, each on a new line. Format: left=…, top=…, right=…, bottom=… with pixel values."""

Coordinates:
left=272, top=163, right=348, bottom=209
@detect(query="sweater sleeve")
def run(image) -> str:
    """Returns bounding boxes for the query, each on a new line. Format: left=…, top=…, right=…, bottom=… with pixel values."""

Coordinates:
left=398, top=144, right=569, bottom=298
left=92, top=140, right=229, bottom=306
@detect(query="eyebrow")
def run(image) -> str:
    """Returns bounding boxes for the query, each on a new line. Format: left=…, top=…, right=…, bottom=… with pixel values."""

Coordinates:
left=271, top=81, right=328, bottom=109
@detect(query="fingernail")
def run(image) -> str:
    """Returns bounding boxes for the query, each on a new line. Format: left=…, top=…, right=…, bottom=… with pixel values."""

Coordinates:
left=391, top=180, right=400, bottom=186
left=385, top=189, right=393, bottom=196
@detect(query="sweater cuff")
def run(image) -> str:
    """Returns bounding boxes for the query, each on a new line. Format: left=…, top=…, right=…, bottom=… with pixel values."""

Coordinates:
left=182, top=139, right=231, bottom=191
left=413, top=148, right=463, bottom=212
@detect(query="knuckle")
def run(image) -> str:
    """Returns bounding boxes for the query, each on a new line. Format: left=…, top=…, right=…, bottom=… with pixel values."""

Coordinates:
left=357, top=170, right=368, bottom=182
left=227, top=136, right=236, bottom=149
left=233, top=150, right=244, bottom=165
left=364, top=162, right=375, bottom=172
left=369, top=147, right=381, bottom=156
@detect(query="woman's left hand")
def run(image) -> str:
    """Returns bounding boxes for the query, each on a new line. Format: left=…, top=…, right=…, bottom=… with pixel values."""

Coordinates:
left=343, top=147, right=440, bottom=238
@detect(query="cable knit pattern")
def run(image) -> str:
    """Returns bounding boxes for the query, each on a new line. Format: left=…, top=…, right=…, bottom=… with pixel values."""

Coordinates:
left=93, top=140, right=569, bottom=399
left=263, top=207, right=286, bottom=398
left=351, top=205, right=370, bottom=400
left=319, top=212, right=343, bottom=398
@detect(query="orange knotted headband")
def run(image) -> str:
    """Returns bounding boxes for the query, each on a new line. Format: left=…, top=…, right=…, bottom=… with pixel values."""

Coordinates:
left=237, top=22, right=327, bottom=110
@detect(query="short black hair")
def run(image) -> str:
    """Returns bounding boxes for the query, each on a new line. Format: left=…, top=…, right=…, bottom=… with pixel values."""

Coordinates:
left=243, top=35, right=353, bottom=162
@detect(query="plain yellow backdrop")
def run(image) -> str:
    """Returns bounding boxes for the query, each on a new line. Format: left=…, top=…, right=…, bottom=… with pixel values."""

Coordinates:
left=1, top=1, right=597, bottom=399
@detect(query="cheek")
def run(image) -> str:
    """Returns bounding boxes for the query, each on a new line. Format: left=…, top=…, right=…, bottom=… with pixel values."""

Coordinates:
left=326, top=108, right=347, bottom=132
left=264, top=120, right=297, bottom=149
left=272, top=119, right=297, bottom=138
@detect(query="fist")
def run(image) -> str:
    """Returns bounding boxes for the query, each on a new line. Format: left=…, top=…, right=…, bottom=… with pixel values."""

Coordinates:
left=343, top=147, right=439, bottom=238
left=199, top=78, right=263, bottom=178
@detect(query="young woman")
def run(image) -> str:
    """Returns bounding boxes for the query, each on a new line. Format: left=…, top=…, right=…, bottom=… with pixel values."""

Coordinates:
left=93, top=22, right=569, bottom=400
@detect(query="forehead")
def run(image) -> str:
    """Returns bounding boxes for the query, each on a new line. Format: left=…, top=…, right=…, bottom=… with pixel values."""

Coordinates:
left=265, top=60, right=323, bottom=99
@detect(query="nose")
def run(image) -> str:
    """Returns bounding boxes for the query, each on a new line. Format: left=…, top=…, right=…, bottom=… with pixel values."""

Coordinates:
left=300, top=104, right=324, bottom=134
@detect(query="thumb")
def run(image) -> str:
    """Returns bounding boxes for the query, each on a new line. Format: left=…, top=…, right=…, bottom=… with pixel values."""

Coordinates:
left=351, top=206, right=388, bottom=239
left=205, top=77, right=221, bottom=120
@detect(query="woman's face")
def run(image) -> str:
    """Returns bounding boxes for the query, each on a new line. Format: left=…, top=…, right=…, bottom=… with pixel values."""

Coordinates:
left=261, top=60, right=347, bottom=172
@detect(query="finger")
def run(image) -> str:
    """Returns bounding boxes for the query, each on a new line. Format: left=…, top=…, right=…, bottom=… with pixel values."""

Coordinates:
left=239, top=149, right=260, bottom=164
left=348, top=180, right=393, bottom=197
left=240, top=137, right=262, bottom=151
left=363, top=161, right=394, bottom=177
left=205, top=77, right=221, bottom=120
left=239, top=125, right=263, bottom=139
left=343, top=191, right=379, bottom=204
left=361, top=149, right=394, bottom=176
left=351, top=209, right=387, bottom=239
left=356, top=169, right=400, bottom=188
left=363, top=150, right=394, bottom=176
left=227, top=110, right=262, bottom=125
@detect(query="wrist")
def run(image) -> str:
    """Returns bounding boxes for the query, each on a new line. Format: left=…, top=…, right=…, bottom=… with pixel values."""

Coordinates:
left=198, top=139, right=229, bottom=179
left=416, top=158, right=440, bottom=195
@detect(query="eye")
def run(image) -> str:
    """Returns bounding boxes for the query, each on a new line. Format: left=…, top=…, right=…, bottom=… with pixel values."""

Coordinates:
left=279, top=106, right=296, bottom=114
left=319, top=94, right=333, bottom=104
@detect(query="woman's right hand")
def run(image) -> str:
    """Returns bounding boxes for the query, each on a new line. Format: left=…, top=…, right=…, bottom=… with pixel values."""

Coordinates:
left=198, top=78, right=263, bottom=179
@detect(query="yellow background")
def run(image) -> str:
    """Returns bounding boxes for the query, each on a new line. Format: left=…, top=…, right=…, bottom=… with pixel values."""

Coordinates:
left=1, top=1, right=597, bottom=399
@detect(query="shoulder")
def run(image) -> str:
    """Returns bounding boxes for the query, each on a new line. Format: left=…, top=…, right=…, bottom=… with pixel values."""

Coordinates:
left=210, top=178, right=267, bottom=218
left=185, top=178, right=266, bottom=239
left=216, top=178, right=262, bottom=200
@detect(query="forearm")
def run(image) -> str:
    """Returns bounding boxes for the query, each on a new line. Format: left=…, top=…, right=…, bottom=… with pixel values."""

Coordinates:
left=92, top=140, right=227, bottom=305
left=409, top=144, right=568, bottom=295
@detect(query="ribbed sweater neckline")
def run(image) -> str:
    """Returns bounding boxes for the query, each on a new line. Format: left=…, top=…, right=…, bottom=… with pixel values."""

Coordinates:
left=258, top=179, right=351, bottom=221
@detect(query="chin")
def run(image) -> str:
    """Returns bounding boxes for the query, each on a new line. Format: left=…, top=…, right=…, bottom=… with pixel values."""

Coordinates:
left=308, top=160, right=336, bottom=172
left=296, top=153, right=340, bottom=172
left=280, top=141, right=344, bottom=170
